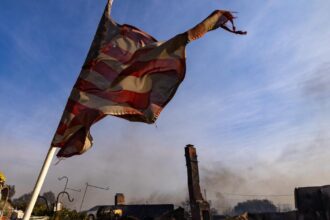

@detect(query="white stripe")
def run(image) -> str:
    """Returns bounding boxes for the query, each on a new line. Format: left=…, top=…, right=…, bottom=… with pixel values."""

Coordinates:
left=70, top=88, right=143, bottom=115
left=80, top=70, right=178, bottom=94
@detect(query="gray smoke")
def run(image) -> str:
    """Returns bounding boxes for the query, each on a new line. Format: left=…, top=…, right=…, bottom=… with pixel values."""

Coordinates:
left=279, top=62, right=330, bottom=165
left=200, top=163, right=246, bottom=212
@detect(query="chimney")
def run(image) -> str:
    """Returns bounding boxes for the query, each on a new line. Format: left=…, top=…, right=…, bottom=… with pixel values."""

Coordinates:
left=185, top=144, right=204, bottom=202
left=185, top=144, right=210, bottom=220
left=115, top=193, right=125, bottom=206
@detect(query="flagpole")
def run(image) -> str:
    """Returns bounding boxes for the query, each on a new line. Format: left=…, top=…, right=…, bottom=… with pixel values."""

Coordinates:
left=22, top=146, right=57, bottom=220
left=22, top=1, right=115, bottom=219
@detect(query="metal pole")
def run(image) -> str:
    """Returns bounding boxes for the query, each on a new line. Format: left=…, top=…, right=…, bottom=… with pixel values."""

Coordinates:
left=23, top=146, right=57, bottom=220
left=23, top=1, right=115, bottom=218
left=37, top=196, right=50, bottom=213
left=56, top=191, right=74, bottom=210
left=79, top=183, right=88, bottom=212
left=58, top=176, right=81, bottom=192
left=67, top=187, right=81, bottom=192
left=78, top=0, right=114, bottom=210
left=54, top=191, right=74, bottom=220
left=58, top=176, right=68, bottom=203
left=87, top=183, right=109, bottom=191
left=58, top=176, right=69, bottom=192
left=79, top=183, right=109, bottom=211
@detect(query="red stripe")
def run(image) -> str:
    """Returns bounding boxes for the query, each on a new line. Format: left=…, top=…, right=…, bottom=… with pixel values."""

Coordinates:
left=95, top=42, right=157, bottom=79
left=55, top=99, right=99, bottom=136
left=56, top=128, right=84, bottom=149
left=74, top=70, right=181, bottom=109
left=92, top=61, right=119, bottom=82
left=101, top=43, right=133, bottom=64
left=89, top=49, right=183, bottom=86
left=56, top=122, right=67, bottom=136
left=65, top=99, right=92, bottom=116
left=57, top=109, right=104, bottom=154
left=103, top=41, right=157, bottom=66
left=120, top=24, right=157, bottom=46
left=126, top=47, right=156, bottom=64
left=109, top=90, right=150, bottom=109
left=74, top=78, right=102, bottom=94
left=75, top=78, right=151, bottom=109
left=69, top=108, right=104, bottom=129
left=118, top=58, right=185, bottom=80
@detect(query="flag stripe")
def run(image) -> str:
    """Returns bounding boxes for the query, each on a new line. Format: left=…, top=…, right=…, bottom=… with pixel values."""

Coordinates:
left=113, top=34, right=140, bottom=54
left=101, top=41, right=134, bottom=64
left=69, top=88, right=144, bottom=116
left=119, top=58, right=185, bottom=79
left=91, top=61, right=119, bottom=82
left=70, top=88, right=116, bottom=109
left=120, top=24, right=157, bottom=46
left=74, top=78, right=151, bottom=109
left=96, top=56, right=126, bottom=72
left=65, top=98, right=94, bottom=115
left=52, top=4, right=245, bottom=157
left=58, top=99, right=142, bottom=130
left=79, top=69, right=111, bottom=91
left=80, top=67, right=179, bottom=94
left=111, top=75, right=152, bottom=93
left=66, top=109, right=104, bottom=131
left=98, top=35, right=185, bottom=74
left=135, top=45, right=186, bottom=62
left=56, top=122, right=68, bottom=136
left=93, top=53, right=185, bottom=79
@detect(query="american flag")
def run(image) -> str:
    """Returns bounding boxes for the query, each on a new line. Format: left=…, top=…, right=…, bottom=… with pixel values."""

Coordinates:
left=52, top=0, right=246, bottom=157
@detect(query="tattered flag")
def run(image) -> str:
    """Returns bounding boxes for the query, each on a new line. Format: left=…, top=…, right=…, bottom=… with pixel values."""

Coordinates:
left=52, top=0, right=246, bottom=157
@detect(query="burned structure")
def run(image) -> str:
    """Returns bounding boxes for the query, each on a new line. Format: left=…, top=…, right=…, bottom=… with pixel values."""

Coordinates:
left=185, top=144, right=210, bottom=220
left=87, top=193, right=185, bottom=220
left=295, top=185, right=330, bottom=219
left=224, top=185, right=330, bottom=220
left=182, top=145, right=330, bottom=220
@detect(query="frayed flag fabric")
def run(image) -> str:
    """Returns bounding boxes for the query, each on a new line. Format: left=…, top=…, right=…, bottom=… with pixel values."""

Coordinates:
left=52, top=0, right=246, bottom=158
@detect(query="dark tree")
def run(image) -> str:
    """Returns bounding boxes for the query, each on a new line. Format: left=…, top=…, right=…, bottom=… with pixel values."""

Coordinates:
left=8, top=185, right=15, bottom=200
left=233, top=199, right=277, bottom=215
left=42, top=191, right=55, bottom=205
left=55, top=208, right=86, bottom=220
left=12, top=191, right=56, bottom=216
left=12, top=192, right=32, bottom=210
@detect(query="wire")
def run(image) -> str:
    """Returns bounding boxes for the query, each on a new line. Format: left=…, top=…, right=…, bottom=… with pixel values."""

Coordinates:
left=220, top=193, right=293, bottom=197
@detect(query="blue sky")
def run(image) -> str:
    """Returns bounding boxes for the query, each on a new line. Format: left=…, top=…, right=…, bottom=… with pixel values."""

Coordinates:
left=1, top=0, right=330, bottom=212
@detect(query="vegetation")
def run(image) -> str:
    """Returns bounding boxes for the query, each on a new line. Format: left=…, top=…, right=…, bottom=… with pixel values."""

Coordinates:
left=43, top=191, right=56, bottom=205
left=0, top=200, right=13, bottom=217
left=51, top=208, right=86, bottom=220
left=12, top=192, right=32, bottom=211
left=12, top=191, right=56, bottom=216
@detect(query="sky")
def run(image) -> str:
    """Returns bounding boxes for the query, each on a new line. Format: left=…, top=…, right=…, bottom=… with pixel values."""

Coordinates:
left=1, top=0, right=330, bottom=213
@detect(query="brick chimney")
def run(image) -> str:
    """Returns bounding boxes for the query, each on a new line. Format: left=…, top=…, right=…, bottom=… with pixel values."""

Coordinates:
left=185, top=144, right=210, bottom=220
left=185, top=144, right=203, bottom=202
left=115, top=193, right=125, bottom=206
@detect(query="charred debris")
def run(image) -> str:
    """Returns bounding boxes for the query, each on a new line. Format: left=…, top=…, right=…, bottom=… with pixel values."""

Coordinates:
left=86, top=145, right=330, bottom=220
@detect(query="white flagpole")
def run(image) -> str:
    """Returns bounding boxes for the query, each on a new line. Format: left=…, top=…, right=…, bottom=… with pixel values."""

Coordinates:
left=22, top=1, right=115, bottom=219
left=22, top=147, right=57, bottom=220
